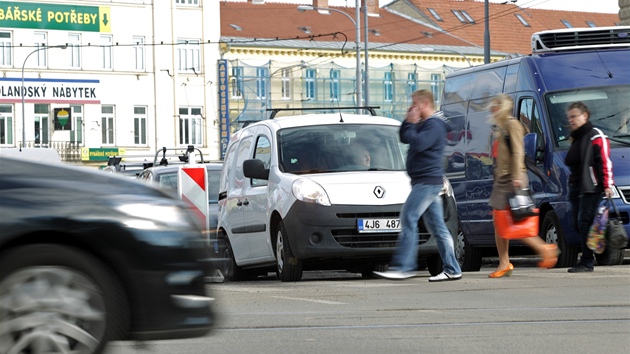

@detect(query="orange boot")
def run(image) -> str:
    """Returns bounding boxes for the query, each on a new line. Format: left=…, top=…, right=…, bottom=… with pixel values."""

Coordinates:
left=538, top=244, right=558, bottom=269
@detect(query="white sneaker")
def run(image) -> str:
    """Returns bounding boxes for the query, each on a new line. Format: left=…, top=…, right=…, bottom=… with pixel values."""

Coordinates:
left=428, top=272, right=462, bottom=282
left=372, top=270, right=417, bottom=280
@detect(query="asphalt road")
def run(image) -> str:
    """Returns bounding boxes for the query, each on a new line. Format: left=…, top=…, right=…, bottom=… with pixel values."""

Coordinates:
left=106, top=258, right=630, bottom=354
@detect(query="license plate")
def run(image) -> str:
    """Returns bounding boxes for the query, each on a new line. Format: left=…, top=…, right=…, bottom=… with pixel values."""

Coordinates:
left=357, top=218, right=401, bottom=233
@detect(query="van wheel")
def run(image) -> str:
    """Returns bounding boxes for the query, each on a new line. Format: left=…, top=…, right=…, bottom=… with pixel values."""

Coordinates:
left=0, top=244, right=128, bottom=354
left=595, top=245, right=624, bottom=266
left=275, top=221, right=303, bottom=282
left=426, top=254, right=442, bottom=276
left=455, top=227, right=482, bottom=271
left=542, top=211, right=578, bottom=268
left=221, top=237, right=244, bottom=282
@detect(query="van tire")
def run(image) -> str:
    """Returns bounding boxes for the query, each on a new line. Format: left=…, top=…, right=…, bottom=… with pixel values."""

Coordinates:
left=595, top=245, right=624, bottom=266
left=542, top=211, right=578, bottom=268
left=275, top=221, right=303, bottom=282
left=221, top=237, right=244, bottom=282
left=455, top=227, right=482, bottom=271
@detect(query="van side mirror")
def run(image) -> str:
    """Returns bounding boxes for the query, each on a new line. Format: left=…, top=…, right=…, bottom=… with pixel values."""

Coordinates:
left=523, top=133, right=538, bottom=161
left=243, top=159, right=269, bottom=180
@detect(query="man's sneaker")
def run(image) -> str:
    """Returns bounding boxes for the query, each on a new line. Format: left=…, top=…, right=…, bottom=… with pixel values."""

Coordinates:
left=372, top=270, right=417, bottom=280
left=428, top=272, right=462, bottom=282
left=568, top=264, right=594, bottom=273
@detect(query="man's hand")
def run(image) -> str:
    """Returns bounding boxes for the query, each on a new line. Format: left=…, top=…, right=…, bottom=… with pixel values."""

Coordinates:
left=405, top=105, right=421, bottom=124
left=604, top=188, right=613, bottom=199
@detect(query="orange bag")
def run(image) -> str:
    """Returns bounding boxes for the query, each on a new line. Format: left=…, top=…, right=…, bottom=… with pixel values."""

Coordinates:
left=493, top=209, right=539, bottom=239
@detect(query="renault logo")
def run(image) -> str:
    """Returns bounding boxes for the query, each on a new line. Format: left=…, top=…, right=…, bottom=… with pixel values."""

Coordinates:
left=373, top=186, right=385, bottom=198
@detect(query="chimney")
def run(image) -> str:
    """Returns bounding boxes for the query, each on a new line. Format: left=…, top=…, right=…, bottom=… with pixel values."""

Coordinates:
left=248, top=0, right=265, bottom=4
left=365, top=0, right=379, bottom=16
left=314, top=0, right=329, bottom=7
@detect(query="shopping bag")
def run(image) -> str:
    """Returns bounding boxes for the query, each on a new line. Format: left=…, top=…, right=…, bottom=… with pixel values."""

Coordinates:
left=507, top=189, right=538, bottom=222
left=493, top=208, right=539, bottom=239
left=587, top=204, right=608, bottom=254
left=606, top=197, right=629, bottom=249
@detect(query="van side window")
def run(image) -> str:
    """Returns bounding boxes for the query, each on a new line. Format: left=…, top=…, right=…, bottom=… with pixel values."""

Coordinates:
left=252, top=136, right=271, bottom=187
left=234, top=137, right=253, bottom=188
left=518, top=98, right=544, bottom=161
left=220, top=141, right=239, bottom=193
left=471, top=67, right=506, bottom=100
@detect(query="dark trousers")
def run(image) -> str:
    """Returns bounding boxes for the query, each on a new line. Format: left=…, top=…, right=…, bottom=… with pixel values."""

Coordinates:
left=569, top=187, right=603, bottom=267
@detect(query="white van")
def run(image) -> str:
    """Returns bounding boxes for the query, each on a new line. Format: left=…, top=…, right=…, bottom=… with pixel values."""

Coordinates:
left=216, top=111, right=457, bottom=281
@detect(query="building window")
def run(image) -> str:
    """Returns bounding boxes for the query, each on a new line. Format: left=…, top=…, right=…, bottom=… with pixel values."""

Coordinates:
left=0, top=31, right=12, bottom=67
left=231, top=66, right=243, bottom=98
left=515, top=14, right=530, bottom=27
left=101, top=105, right=115, bottom=145
left=68, top=33, right=81, bottom=68
left=407, top=73, right=417, bottom=98
left=305, top=69, right=317, bottom=100
left=134, top=106, right=147, bottom=145
left=586, top=21, right=597, bottom=28
left=384, top=72, right=393, bottom=102
left=281, top=69, right=291, bottom=100
left=330, top=69, right=340, bottom=101
left=431, top=73, right=441, bottom=106
left=561, top=20, right=573, bottom=28
left=34, top=104, right=49, bottom=146
left=427, top=8, right=443, bottom=21
left=34, top=32, right=47, bottom=67
left=177, top=39, right=200, bottom=72
left=452, top=10, right=467, bottom=23
left=133, top=36, right=145, bottom=71
left=460, top=10, right=475, bottom=23
left=71, top=105, right=83, bottom=144
left=179, top=106, right=203, bottom=146
left=0, top=104, right=13, bottom=145
left=101, top=35, right=112, bottom=70
left=256, top=67, right=268, bottom=100
left=175, top=0, right=199, bottom=5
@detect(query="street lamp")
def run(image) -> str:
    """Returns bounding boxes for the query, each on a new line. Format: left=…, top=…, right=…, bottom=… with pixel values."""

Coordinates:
left=297, top=4, right=362, bottom=112
left=21, top=45, right=67, bottom=148
left=421, top=47, right=473, bottom=67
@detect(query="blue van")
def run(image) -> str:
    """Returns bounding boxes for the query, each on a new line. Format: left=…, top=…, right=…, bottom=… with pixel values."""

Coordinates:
left=441, top=26, right=630, bottom=270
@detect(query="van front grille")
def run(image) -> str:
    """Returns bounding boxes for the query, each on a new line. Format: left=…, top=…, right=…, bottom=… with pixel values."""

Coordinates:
left=532, top=27, right=630, bottom=52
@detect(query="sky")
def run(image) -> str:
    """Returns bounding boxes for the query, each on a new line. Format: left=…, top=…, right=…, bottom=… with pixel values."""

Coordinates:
left=231, top=0, right=621, bottom=14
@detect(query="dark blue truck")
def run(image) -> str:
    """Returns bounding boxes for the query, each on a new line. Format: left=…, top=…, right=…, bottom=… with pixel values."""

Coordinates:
left=440, top=26, right=630, bottom=270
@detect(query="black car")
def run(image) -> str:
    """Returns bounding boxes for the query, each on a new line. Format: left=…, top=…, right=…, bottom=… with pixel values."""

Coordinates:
left=0, top=155, right=215, bottom=354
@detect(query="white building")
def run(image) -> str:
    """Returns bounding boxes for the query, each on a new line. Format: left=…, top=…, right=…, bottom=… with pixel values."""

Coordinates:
left=0, top=0, right=221, bottom=165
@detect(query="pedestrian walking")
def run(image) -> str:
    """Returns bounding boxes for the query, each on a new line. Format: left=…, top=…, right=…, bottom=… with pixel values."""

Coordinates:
left=374, top=89, right=462, bottom=282
left=487, top=94, right=558, bottom=278
left=565, top=101, right=614, bottom=273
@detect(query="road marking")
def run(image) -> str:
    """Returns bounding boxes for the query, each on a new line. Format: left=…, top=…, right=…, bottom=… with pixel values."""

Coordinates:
left=270, top=295, right=346, bottom=305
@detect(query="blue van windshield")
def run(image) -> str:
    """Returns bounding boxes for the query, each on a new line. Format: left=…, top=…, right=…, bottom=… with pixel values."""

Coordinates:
left=278, top=124, right=406, bottom=174
left=545, top=85, right=630, bottom=148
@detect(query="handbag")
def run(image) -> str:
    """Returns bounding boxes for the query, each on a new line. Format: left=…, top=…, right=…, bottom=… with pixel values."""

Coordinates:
left=587, top=203, right=608, bottom=254
left=507, top=188, right=539, bottom=222
left=493, top=208, right=540, bottom=239
left=606, top=197, right=629, bottom=249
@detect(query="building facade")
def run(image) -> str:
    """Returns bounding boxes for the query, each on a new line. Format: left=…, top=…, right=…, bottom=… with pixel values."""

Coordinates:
left=0, top=0, right=221, bottom=164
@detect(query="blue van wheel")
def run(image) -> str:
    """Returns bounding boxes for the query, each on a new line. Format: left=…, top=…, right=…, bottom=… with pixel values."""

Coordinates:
left=455, top=227, right=482, bottom=271
left=542, top=211, right=578, bottom=268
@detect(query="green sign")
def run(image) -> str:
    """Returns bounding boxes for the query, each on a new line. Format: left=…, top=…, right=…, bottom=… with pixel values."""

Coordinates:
left=0, top=1, right=111, bottom=32
left=81, top=148, right=125, bottom=161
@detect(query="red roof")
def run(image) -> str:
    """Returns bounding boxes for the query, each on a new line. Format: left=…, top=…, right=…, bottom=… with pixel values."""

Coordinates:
left=220, top=0, right=620, bottom=55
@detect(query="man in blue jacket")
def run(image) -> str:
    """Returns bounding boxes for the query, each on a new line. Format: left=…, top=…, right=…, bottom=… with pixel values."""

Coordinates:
left=374, top=89, right=462, bottom=282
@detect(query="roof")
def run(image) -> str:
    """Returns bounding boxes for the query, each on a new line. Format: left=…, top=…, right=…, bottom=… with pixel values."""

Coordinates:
left=220, top=0, right=620, bottom=56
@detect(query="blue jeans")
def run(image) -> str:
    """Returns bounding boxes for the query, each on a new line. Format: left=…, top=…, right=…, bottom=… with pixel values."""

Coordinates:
left=391, top=183, right=461, bottom=275
left=569, top=188, right=603, bottom=268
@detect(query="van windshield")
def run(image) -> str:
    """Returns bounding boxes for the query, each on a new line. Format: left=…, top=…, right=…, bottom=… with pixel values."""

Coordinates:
left=545, top=85, right=630, bottom=147
left=278, top=124, right=406, bottom=174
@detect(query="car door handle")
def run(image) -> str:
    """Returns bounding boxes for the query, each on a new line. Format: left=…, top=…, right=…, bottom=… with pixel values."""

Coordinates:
left=242, top=199, right=250, bottom=206
left=236, top=200, right=243, bottom=206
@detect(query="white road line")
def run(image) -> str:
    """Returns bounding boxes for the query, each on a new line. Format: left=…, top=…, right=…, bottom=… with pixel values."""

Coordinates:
left=271, top=296, right=346, bottom=305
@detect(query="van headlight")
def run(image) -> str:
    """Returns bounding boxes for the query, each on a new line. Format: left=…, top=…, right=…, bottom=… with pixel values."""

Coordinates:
left=292, top=179, right=331, bottom=206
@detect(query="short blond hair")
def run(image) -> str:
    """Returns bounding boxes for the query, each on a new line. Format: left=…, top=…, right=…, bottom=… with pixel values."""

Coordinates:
left=411, top=89, right=435, bottom=108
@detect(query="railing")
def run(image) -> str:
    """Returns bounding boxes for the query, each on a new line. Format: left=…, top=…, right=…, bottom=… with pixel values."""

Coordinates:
left=18, top=141, right=82, bottom=163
